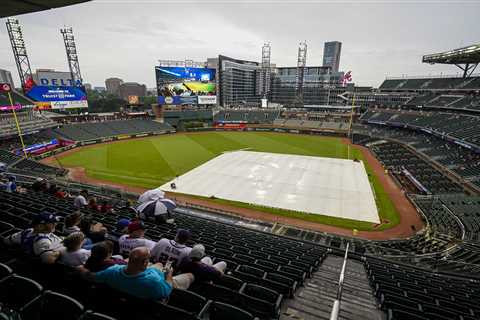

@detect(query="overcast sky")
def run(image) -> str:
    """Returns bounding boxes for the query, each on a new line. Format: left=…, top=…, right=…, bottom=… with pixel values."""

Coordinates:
left=0, top=0, right=478, bottom=88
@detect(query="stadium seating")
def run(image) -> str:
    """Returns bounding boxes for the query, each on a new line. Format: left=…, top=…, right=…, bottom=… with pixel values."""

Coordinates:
left=369, top=141, right=463, bottom=194
left=3, top=102, right=480, bottom=319
left=0, top=109, right=57, bottom=139
left=379, top=76, right=480, bottom=91
left=164, top=109, right=214, bottom=127
left=214, top=109, right=280, bottom=124
left=0, top=182, right=480, bottom=320
left=3, top=167, right=480, bottom=319
left=0, top=186, right=331, bottom=319
left=365, top=257, right=480, bottom=320
left=51, top=119, right=174, bottom=142
left=0, top=148, right=66, bottom=176
left=359, top=110, right=480, bottom=189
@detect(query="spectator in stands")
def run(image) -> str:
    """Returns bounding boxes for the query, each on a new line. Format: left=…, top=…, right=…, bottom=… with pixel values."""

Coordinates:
left=151, top=229, right=191, bottom=268
left=85, top=247, right=194, bottom=299
left=4, top=211, right=64, bottom=264
left=59, top=232, right=91, bottom=267
left=31, top=177, right=46, bottom=192
left=120, top=199, right=134, bottom=211
left=80, top=218, right=107, bottom=244
left=48, top=183, right=58, bottom=195
left=88, top=197, right=99, bottom=211
left=64, top=212, right=83, bottom=235
left=116, top=218, right=130, bottom=234
left=74, top=190, right=89, bottom=209
left=99, top=200, right=114, bottom=214
left=54, top=186, right=69, bottom=199
left=84, top=241, right=126, bottom=272
left=4, top=176, right=16, bottom=193
left=118, top=221, right=156, bottom=256
left=178, top=244, right=226, bottom=283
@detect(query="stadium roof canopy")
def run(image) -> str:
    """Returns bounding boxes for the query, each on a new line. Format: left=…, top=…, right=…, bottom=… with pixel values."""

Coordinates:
left=1, top=0, right=90, bottom=18
left=422, top=44, right=480, bottom=65
left=422, top=43, right=480, bottom=78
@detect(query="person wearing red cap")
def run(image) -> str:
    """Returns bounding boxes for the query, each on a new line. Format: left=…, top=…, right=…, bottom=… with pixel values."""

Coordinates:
left=118, top=220, right=156, bottom=256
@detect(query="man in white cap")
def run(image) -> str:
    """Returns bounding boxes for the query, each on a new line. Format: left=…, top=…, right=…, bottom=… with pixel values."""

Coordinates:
left=177, top=244, right=227, bottom=283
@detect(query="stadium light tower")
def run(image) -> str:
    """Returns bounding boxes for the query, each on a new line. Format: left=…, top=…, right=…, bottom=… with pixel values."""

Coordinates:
left=61, top=27, right=83, bottom=86
left=261, top=42, right=271, bottom=99
left=6, top=18, right=34, bottom=91
left=295, top=41, right=308, bottom=106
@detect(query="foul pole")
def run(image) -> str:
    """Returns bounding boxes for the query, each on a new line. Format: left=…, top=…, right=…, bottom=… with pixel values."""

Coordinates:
left=347, top=91, right=356, bottom=160
left=7, top=91, right=27, bottom=158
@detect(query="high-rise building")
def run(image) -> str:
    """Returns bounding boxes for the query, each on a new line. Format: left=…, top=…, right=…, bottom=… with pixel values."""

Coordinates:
left=218, top=55, right=261, bottom=107
left=0, top=69, right=14, bottom=87
left=105, top=77, right=124, bottom=96
left=83, top=83, right=92, bottom=90
left=322, top=41, right=342, bottom=72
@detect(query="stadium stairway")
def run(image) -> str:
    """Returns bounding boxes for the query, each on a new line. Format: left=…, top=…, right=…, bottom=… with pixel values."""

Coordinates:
left=281, top=255, right=385, bottom=320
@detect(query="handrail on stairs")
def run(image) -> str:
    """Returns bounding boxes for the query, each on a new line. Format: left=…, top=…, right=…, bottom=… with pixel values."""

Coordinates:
left=329, top=242, right=350, bottom=320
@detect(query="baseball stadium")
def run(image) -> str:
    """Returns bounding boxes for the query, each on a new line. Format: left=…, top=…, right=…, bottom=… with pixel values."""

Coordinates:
left=0, top=1, right=480, bottom=320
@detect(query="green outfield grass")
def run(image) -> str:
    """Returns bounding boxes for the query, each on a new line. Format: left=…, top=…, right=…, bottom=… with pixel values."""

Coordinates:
left=59, top=131, right=399, bottom=231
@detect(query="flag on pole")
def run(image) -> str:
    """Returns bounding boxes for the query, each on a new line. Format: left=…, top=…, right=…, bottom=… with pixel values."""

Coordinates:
left=341, top=71, right=352, bottom=86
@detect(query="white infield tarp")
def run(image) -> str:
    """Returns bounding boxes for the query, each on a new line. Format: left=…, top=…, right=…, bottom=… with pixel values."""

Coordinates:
left=160, top=151, right=380, bottom=224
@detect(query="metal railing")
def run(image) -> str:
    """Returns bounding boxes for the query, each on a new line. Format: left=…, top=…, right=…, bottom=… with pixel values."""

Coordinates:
left=330, top=242, right=349, bottom=320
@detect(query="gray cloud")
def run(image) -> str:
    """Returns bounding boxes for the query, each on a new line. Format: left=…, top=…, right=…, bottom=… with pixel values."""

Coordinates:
left=0, top=0, right=478, bottom=88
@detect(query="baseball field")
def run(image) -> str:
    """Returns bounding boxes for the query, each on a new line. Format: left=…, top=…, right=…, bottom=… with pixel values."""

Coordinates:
left=56, top=131, right=400, bottom=231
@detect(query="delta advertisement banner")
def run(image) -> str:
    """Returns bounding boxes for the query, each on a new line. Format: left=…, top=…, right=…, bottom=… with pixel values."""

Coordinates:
left=26, top=85, right=88, bottom=110
left=34, top=70, right=83, bottom=87
left=155, top=66, right=216, bottom=105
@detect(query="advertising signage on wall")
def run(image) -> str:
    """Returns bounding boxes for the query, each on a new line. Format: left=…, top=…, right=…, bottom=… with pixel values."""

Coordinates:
left=155, top=66, right=216, bottom=105
left=0, top=104, right=22, bottom=111
left=34, top=70, right=83, bottom=87
left=26, top=86, right=88, bottom=110
left=158, top=96, right=198, bottom=105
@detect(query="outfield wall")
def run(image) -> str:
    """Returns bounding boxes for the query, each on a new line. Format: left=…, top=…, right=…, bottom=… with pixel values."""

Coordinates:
left=33, top=129, right=176, bottom=160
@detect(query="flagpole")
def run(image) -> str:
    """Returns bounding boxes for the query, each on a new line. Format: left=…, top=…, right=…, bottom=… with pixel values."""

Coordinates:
left=7, top=91, right=28, bottom=158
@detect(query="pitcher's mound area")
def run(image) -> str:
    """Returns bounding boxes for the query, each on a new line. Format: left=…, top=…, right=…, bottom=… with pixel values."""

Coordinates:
left=161, top=151, right=380, bottom=224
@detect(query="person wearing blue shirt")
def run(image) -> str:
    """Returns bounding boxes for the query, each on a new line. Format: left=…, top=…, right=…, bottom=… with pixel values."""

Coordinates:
left=90, top=246, right=194, bottom=300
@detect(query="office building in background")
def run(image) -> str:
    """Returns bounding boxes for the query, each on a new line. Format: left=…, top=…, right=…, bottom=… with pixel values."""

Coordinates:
left=105, top=77, right=124, bottom=96
left=118, top=82, right=147, bottom=100
left=322, top=41, right=342, bottom=72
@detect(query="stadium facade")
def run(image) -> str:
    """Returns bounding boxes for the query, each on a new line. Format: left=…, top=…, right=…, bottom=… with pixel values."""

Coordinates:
left=270, top=66, right=345, bottom=106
